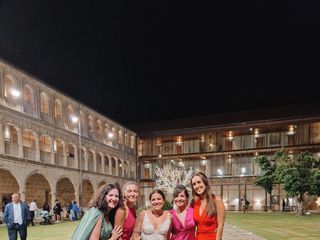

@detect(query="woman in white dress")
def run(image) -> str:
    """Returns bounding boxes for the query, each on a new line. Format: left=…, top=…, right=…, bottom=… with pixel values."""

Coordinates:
left=132, top=189, right=171, bottom=240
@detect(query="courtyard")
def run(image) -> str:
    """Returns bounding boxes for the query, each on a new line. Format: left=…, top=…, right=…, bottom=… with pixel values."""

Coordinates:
left=1, top=212, right=319, bottom=240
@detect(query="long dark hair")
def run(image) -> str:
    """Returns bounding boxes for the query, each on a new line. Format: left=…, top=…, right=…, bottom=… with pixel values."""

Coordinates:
left=91, top=183, right=123, bottom=225
left=173, top=184, right=189, bottom=199
left=190, top=172, right=216, bottom=217
left=149, top=189, right=166, bottom=201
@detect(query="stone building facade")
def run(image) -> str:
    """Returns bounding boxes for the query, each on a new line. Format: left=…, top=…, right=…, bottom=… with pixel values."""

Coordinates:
left=136, top=106, right=320, bottom=211
left=0, top=60, right=137, bottom=211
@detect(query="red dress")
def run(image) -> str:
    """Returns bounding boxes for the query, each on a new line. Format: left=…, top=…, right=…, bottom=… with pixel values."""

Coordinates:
left=193, top=198, right=218, bottom=240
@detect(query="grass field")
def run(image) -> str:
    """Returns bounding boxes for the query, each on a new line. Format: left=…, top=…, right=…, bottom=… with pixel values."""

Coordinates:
left=1, top=212, right=320, bottom=239
left=227, top=212, right=320, bottom=240
left=0, top=221, right=79, bottom=240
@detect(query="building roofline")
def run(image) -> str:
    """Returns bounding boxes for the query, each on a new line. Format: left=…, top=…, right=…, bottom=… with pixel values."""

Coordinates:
left=131, top=103, right=320, bottom=137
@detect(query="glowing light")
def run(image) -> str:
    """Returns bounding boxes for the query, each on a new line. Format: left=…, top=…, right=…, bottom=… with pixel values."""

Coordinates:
left=11, top=89, right=20, bottom=97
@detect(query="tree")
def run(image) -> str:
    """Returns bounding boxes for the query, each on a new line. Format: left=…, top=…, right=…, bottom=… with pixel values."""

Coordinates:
left=275, top=150, right=320, bottom=216
left=254, top=152, right=277, bottom=211
left=154, top=164, right=195, bottom=201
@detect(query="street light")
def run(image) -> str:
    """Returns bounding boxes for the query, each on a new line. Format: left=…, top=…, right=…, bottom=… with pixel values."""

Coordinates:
left=71, top=115, right=83, bottom=207
left=11, top=88, right=21, bottom=97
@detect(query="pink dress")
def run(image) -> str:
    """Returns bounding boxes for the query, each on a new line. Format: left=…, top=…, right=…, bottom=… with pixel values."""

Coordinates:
left=169, top=207, right=196, bottom=240
left=122, top=207, right=136, bottom=240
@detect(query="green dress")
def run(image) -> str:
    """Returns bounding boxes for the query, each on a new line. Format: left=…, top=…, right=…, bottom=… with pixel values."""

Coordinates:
left=72, top=207, right=113, bottom=240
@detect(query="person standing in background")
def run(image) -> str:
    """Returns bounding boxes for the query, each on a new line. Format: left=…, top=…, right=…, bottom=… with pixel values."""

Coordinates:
left=28, top=200, right=38, bottom=226
left=282, top=199, right=286, bottom=212
left=4, top=193, right=30, bottom=240
left=72, top=201, right=79, bottom=221
left=42, top=202, right=50, bottom=213
left=53, top=199, right=62, bottom=222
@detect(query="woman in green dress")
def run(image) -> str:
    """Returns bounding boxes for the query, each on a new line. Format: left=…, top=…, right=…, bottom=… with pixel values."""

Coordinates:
left=72, top=183, right=123, bottom=240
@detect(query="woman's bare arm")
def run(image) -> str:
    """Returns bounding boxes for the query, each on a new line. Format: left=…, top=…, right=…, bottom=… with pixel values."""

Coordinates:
left=214, top=195, right=226, bottom=240
left=89, top=216, right=103, bottom=240
left=131, top=210, right=145, bottom=240
left=115, top=207, right=127, bottom=228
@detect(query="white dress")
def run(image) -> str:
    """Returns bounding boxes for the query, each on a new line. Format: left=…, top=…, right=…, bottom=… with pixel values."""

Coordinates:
left=141, top=211, right=171, bottom=240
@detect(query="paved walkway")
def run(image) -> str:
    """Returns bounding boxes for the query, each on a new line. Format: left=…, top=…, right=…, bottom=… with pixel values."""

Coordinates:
left=223, top=223, right=267, bottom=240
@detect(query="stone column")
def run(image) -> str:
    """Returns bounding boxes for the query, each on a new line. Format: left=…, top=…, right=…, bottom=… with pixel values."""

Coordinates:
left=34, top=133, right=40, bottom=162
left=74, top=189, right=80, bottom=209
left=50, top=138, right=55, bottom=164
left=0, top=122, right=5, bottom=155
left=17, top=128, right=23, bottom=158
left=18, top=181, right=27, bottom=202
left=74, top=145, right=79, bottom=169
left=101, top=154, right=105, bottom=174
left=93, top=152, right=97, bottom=172
left=109, top=157, right=112, bottom=175
left=51, top=192, right=57, bottom=214
left=115, top=158, right=119, bottom=177
left=128, top=161, right=131, bottom=178
left=121, top=159, right=125, bottom=177
left=63, top=143, right=67, bottom=167
left=84, top=149, right=88, bottom=171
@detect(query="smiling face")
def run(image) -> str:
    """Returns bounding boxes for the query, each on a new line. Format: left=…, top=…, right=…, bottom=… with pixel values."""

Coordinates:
left=173, top=190, right=188, bottom=209
left=150, top=192, right=165, bottom=211
left=191, top=175, right=206, bottom=196
left=124, top=184, right=138, bottom=204
left=105, top=188, right=120, bottom=209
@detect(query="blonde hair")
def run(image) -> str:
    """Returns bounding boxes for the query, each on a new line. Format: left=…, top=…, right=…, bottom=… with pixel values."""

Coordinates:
left=122, top=181, right=138, bottom=193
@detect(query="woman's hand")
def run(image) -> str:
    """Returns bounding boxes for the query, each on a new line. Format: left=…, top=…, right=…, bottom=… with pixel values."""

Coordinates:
left=109, top=225, right=123, bottom=240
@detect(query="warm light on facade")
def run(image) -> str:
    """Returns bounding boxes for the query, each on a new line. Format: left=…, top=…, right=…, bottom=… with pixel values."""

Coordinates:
left=11, top=89, right=20, bottom=97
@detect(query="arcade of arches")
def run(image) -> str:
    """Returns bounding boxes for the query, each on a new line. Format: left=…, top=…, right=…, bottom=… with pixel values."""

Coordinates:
left=0, top=165, right=125, bottom=211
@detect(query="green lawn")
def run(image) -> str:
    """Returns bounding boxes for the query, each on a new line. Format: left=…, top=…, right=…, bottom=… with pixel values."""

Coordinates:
left=1, top=213, right=320, bottom=240
left=0, top=221, right=79, bottom=240
left=226, top=212, right=320, bottom=240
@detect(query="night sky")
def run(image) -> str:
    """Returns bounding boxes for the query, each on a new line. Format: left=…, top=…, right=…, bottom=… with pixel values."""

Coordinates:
left=0, top=1, right=319, bottom=125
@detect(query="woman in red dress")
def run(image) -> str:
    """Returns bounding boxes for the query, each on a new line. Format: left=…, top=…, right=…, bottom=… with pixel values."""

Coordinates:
left=191, top=172, right=225, bottom=240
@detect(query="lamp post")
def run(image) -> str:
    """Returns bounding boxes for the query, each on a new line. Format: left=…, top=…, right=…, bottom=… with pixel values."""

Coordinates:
left=71, top=115, right=83, bottom=207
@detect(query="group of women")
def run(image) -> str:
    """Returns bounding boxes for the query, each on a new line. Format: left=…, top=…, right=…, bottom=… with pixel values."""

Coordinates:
left=72, top=172, right=226, bottom=240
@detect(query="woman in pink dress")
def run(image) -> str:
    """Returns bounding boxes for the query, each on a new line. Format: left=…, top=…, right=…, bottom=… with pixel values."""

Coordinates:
left=115, top=182, right=139, bottom=240
left=169, top=185, right=196, bottom=240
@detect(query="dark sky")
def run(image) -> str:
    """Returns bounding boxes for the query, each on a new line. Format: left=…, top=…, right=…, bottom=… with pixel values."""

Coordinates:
left=0, top=0, right=319, bottom=125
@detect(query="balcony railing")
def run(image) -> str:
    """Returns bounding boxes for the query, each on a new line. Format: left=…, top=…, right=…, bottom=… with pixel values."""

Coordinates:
left=23, top=146, right=36, bottom=160
left=40, top=112, right=51, bottom=122
left=67, top=156, right=76, bottom=168
left=5, top=142, right=19, bottom=157
left=55, top=154, right=64, bottom=165
left=40, top=151, right=51, bottom=164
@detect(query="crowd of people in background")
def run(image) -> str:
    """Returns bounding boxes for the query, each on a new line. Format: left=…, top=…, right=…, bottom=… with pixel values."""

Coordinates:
left=2, top=171, right=227, bottom=240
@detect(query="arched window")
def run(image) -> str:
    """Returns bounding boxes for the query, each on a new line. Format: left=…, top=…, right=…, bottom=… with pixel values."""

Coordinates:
left=96, top=120, right=102, bottom=136
left=4, top=75, right=19, bottom=105
left=4, top=76, right=15, bottom=98
left=4, top=125, right=18, bottom=144
left=119, top=130, right=124, bottom=144
left=54, top=99, right=62, bottom=120
left=23, top=85, right=35, bottom=115
left=67, top=105, right=76, bottom=130
left=88, top=116, right=93, bottom=132
left=40, top=92, right=49, bottom=114
left=22, top=129, right=36, bottom=149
